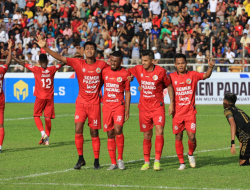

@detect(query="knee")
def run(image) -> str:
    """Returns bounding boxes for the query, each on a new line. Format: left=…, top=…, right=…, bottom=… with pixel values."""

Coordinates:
left=175, top=133, right=183, bottom=141
left=90, top=129, right=99, bottom=137
left=114, top=127, right=122, bottom=136
left=144, top=131, right=152, bottom=140
left=155, top=126, right=163, bottom=136
left=75, top=123, right=83, bottom=134
left=107, top=130, right=115, bottom=139
left=189, top=135, right=196, bottom=142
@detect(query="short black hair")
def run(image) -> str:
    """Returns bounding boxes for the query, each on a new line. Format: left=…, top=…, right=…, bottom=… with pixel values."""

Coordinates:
left=39, top=53, right=48, bottom=63
left=174, top=53, right=186, bottom=62
left=224, top=93, right=237, bottom=105
left=83, top=41, right=97, bottom=50
left=141, top=50, right=154, bottom=60
left=111, top=51, right=123, bottom=60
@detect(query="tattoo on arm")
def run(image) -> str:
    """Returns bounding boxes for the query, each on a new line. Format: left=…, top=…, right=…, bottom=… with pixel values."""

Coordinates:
left=167, top=84, right=174, bottom=103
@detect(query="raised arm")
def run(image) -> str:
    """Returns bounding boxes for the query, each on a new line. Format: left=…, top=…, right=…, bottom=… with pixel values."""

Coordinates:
left=203, top=59, right=215, bottom=79
left=12, top=56, right=25, bottom=66
left=124, top=90, right=131, bottom=122
left=5, top=40, right=12, bottom=67
left=35, top=35, right=67, bottom=64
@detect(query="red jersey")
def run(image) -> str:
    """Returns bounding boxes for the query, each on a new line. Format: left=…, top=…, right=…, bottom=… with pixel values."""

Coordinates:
left=0, top=65, right=8, bottom=100
left=129, top=65, right=171, bottom=111
left=102, top=67, right=130, bottom=110
left=169, top=71, right=204, bottom=117
left=25, top=63, right=62, bottom=99
left=66, top=58, right=109, bottom=104
left=60, top=7, right=69, bottom=18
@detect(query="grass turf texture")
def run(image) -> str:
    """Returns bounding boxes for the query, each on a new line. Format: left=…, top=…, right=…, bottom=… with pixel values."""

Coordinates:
left=0, top=103, right=249, bottom=190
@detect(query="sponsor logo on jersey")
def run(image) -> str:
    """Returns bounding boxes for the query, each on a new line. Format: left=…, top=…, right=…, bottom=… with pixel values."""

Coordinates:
left=145, top=76, right=150, bottom=78
left=186, top=79, right=192, bottom=84
left=2, top=66, right=6, bottom=69
left=105, top=76, right=108, bottom=80
left=75, top=115, right=79, bottom=119
left=174, top=81, right=177, bottom=85
left=141, top=73, right=143, bottom=77
left=14, top=80, right=28, bottom=101
left=191, top=123, right=196, bottom=130
left=88, top=70, right=94, bottom=73
left=96, top=68, right=101, bottom=73
left=174, top=126, right=178, bottom=130
left=179, top=82, right=185, bottom=84
left=56, top=65, right=60, bottom=68
left=109, top=77, right=115, bottom=80
left=153, top=75, right=158, bottom=81
left=142, top=124, right=146, bottom=129
left=0, top=74, right=3, bottom=78
left=117, top=77, right=122, bottom=82
left=82, top=68, right=85, bottom=72
left=42, top=70, right=50, bottom=73
left=104, top=124, right=107, bottom=129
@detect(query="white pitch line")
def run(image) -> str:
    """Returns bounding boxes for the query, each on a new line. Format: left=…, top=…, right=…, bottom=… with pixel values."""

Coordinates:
left=2, top=182, right=248, bottom=190
left=0, top=146, right=236, bottom=181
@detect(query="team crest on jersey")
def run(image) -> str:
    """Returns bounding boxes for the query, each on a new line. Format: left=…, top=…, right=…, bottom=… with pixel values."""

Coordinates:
left=2, top=66, right=6, bottom=68
left=117, top=77, right=122, bottom=82
left=141, top=73, right=143, bottom=77
left=142, top=124, right=146, bottom=129
left=174, top=126, right=178, bottom=130
left=75, top=115, right=79, bottom=119
left=104, top=124, right=107, bottom=129
left=82, top=68, right=85, bottom=72
left=96, top=68, right=101, bottom=73
left=174, top=81, right=177, bottom=85
left=56, top=65, right=60, bottom=68
left=105, top=76, right=108, bottom=80
left=153, top=75, right=158, bottom=81
left=191, top=123, right=196, bottom=130
left=29, top=65, right=34, bottom=68
left=186, top=79, right=192, bottom=84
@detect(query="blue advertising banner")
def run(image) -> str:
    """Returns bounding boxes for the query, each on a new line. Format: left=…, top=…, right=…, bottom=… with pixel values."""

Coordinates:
left=4, top=78, right=140, bottom=103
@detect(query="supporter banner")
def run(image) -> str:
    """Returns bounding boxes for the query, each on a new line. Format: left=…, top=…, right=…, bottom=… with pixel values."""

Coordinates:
left=164, top=79, right=250, bottom=105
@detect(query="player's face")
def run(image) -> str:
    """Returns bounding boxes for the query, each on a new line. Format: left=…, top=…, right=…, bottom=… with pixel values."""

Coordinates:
left=223, top=99, right=229, bottom=109
left=141, top=55, right=153, bottom=70
left=84, top=45, right=96, bottom=58
left=175, top=58, right=187, bottom=73
left=110, top=56, right=122, bottom=71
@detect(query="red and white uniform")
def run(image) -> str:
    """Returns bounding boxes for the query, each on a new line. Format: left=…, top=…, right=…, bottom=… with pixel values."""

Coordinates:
left=66, top=58, right=109, bottom=129
left=0, top=65, right=8, bottom=124
left=25, top=63, right=62, bottom=118
left=169, top=71, right=204, bottom=134
left=129, top=65, right=171, bottom=132
left=102, top=67, right=130, bottom=132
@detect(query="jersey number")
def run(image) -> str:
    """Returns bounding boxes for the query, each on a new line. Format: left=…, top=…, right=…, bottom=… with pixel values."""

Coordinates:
left=41, top=79, right=51, bottom=89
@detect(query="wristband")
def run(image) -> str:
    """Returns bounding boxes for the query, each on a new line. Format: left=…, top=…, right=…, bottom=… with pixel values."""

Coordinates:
left=231, top=140, right=235, bottom=147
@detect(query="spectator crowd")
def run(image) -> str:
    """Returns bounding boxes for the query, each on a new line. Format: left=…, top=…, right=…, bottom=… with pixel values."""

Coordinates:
left=0, top=0, right=249, bottom=72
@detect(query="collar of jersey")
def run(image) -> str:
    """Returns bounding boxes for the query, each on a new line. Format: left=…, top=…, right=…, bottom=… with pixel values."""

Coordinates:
left=177, top=70, right=188, bottom=75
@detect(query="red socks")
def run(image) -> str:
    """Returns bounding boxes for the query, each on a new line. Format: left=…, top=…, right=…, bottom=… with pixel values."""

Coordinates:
left=45, top=118, right=51, bottom=137
left=116, top=134, right=124, bottom=160
left=92, top=136, right=100, bottom=159
left=0, top=128, right=4, bottom=146
left=75, top=134, right=83, bottom=156
left=155, top=135, right=164, bottom=161
left=175, top=139, right=184, bottom=164
left=143, top=139, right=152, bottom=163
left=108, top=138, right=116, bottom=165
left=34, top=117, right=44, bottom=132
left=188, top=139, right=197, bottom=156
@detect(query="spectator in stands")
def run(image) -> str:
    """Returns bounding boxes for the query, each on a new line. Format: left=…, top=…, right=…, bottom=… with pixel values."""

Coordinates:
left=121, top=42, right=130, bottom=65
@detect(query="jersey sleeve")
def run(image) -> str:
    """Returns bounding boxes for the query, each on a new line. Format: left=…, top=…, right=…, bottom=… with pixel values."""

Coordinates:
left=66, top=57, right=78, bottom=70
left=163, top=71, right=171, bottom=88
left=194, top=71, right=204, bottom=81
left=125, top=73, right=130, bottom=92
left=224, top=109, right=233, bottom=120
left=1, top=64, right=8, bottom=74
left=24, top=63, right=37, bottom=73
left=128, top=66, right=139, bottom=79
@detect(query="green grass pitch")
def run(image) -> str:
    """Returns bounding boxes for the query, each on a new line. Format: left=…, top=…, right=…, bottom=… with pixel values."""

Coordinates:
left=0, top=103, right=250, bottom=190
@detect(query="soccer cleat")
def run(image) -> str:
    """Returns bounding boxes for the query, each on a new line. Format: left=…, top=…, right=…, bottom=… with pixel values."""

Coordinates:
left=117, top=159, right=125, bottom=170
left=178, top=164, right=186, bottom=170
left=39, top=134, right=48, bottom=145
left=74, top=159, right=86, bottom=169
left=107, top=164, right=118, bottom=170
left=44, top=141, right=49, bottom=145
left=94, top=159, right=100, bottom=170
left=188, top=153, right=196, bottom=168
left=140, top=163, right=150, bottom=170
left=153, top=162, right=161, bottom=171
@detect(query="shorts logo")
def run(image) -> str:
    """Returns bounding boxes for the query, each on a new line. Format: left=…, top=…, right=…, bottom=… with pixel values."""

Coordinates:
left=186, top=79, right=192, bottom=84
left=142, top=124, right=146, bottom=129
left=153, top=75, right=158, bottom=81
left=93, top=119, right=98, bottom=126
left=75, top=115, right=79, bottom=119
left=82, top=68, right=85, bottom=72
left=174, top=126, right=178, bottom=130
left=158, top=116, right=162, bottom=123
left=174, top=81, right=177, bottom=85
left=56, top=65, right=60, bottom=68
left=96, top=68, right=101, bottom=73
left=105, top=76, right=108, bottom=80
left=117, top=77, right=122, bottom=82
left=191, top=123, right=196, bottom=130
left=141, top=73, right=143, bottom=77
left=14, top=80, right=29, bottom=101
left=104, top=124, right=107, bottom=129
left=116, top=116, right=122, bottom=122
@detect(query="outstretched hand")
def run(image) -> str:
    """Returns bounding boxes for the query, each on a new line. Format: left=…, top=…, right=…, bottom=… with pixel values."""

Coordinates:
left=208, top=59, right=215, bottom=68
left=34, top=35, right=47, bottom=48
left=7, top=39, right=12, bottom=49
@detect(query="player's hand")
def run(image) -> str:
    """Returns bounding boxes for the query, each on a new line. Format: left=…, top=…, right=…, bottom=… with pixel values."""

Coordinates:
left=124, top=111, right=129, bottom=122
left=35, top=35, right=47, bottom=48
left=168, top=102, right=174, bottom=115
left=7, top=40, right=12, bottom=49
left=127, top=74, right=134, bottom=82
left=138, top=86, right=142, bottom=92
left=208, top=59, right=215, bottom=68
left=231, top=144, right=237, bottom=155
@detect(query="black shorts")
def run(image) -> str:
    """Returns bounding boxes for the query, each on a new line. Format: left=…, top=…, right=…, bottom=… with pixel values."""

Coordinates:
left=240, top=141, right=250, bottom=160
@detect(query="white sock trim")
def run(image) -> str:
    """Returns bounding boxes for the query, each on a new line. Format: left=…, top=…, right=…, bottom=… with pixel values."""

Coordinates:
left=41, top=131, right=45, bottom=136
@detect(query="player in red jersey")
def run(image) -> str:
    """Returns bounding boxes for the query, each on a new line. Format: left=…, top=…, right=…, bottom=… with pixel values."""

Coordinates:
left=169, top=53, right=215, bottom=170
left=34, top=36, right=109, bottom=170
left=102, top=51, right=131, bottom=170
left=0, top=40, right=13, bottom=153
left=12, top=53, right=64, bottom=145
left=129, top=50, right=174, bottom=171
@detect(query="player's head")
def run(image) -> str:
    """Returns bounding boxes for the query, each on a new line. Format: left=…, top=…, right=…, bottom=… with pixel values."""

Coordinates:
left=141, top=50, right=154, bottom=70
left=110, top=51, right=123, bottom=71
left=39, top=53, right=48, bottom=66
left=174, top=53, right=187, bottom=73
left=223, top=93, right=237, bottom=109
left=83, top=41, right=97, bottom=58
